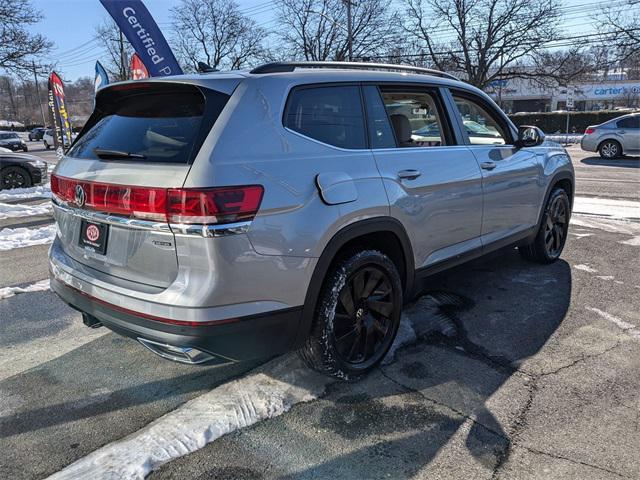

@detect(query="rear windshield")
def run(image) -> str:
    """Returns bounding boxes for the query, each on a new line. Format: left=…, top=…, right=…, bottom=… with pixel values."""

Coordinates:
left=68, top=83, right=229, bottom=164
left=0, top=133, right=19, bottom=139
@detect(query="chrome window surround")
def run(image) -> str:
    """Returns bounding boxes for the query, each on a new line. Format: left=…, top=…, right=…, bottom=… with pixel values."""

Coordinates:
left=51, top=197, right=250, bottom=237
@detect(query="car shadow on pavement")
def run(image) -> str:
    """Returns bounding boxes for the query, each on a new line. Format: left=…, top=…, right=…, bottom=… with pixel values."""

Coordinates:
left=246, top=249, right=572, bottom=479
left=581, top=156, right=639, bottom=168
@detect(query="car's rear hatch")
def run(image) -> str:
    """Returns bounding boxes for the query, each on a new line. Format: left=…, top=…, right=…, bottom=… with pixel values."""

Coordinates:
left=52, top=79, right=236, bottom=289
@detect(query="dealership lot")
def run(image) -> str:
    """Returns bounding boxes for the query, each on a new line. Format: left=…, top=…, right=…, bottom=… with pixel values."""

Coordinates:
left=1, top=145, right=639, bottom=479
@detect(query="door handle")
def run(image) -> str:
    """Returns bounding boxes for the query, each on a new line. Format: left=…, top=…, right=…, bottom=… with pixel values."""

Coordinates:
left=397, top=169, right=422, bottom=180
left=480, top=161, right=497, bottom=170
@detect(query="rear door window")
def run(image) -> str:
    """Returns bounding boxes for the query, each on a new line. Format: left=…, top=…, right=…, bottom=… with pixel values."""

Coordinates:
left=379, top=88, right=451, bottom=148
left=68, top=84, right=229, bottom=164
left=284, top=85, right=366, bottom=149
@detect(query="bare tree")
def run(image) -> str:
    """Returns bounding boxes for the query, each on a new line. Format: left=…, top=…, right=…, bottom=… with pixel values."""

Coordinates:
left=595, top=0, right=640, bottom=64
left=94, top=19, right=135, bottom=82
left=171, top=0, right=267, bottom=72
left=276, top=0, right=399, bottom=61
left=0, top=0, right=52, bottom=74
left=402, top=0, right=561, bottom=88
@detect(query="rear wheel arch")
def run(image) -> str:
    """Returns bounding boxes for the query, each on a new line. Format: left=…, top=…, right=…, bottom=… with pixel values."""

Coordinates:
left=295, top=217, right=414, bottom=347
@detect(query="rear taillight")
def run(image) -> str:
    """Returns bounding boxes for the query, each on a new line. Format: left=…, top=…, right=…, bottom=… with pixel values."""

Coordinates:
left=51, top=174, right=263, bottom=225
left=584, top=127, right=595, bottom=135
left=167, top=186, right=264, bottom=224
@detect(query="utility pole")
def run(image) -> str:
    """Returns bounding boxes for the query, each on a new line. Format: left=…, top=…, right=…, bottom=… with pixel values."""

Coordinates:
left=32, top=61, right=47, bottom=127
left=119, top=31, right=127, bottom=81
left=343, top=0, right=355, bottom=62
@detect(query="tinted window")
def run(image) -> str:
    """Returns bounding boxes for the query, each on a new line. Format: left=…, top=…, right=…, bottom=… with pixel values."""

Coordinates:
left=380, top=89, right=448, bottom=147
left=617, top=117, right=639, bottom=129
left=362, top=86, right=396, bottom=149
left=68, top=85, right=229, bottom=164
left=284, top=86, right=366, bottom=149
left=452, top=94, right=508, bottom=145
left=0, top=133, right=18, bottom=139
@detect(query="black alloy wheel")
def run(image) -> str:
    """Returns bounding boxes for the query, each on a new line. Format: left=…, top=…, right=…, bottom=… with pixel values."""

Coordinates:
left=333, top=265, right=396, bottom=367
left=543, top=193, right=568, bottom=259
left=1, top=166, right=31, bottom=190
left=299, top=249, right=403, bottom=379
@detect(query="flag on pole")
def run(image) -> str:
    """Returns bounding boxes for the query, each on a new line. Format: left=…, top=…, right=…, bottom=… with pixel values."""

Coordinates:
left=99, top=0, right=183, bottom=77
left=47, top=72, right=73, bottom=158
left=130, top=53, right=149, bottom=80
left=95, top=61, right=110, bottom=92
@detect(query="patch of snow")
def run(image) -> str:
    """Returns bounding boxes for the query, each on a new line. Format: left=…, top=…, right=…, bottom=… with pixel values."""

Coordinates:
left=573, top=197, right=640, bottom=221
left=571, top=216, right=640, bottom=236
left=0, top=201, right=52, bottom=219
left=0, top=279, right=50, bottom=300
left=47, top=354, right=333, bottom=480
left=595, top=275, right=615, bottom=281
left=586, top=307, right=640, bottom=340
left=0, top=224, right=57, bottom=251
left=0, top=183, right=51, bottom=201
left=574, top=264, right=598, bottom=273
left=620, top=236, right=640, bottom=246
left=382, top=314, right=417, bottom=365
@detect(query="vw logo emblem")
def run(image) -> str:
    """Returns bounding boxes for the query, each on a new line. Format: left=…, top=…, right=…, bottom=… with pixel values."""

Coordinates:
left=74, top=185, right=86, bottom=207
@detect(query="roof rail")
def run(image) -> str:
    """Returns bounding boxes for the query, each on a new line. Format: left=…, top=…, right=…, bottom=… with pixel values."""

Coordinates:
left=249, top=61, right=459, bottom=81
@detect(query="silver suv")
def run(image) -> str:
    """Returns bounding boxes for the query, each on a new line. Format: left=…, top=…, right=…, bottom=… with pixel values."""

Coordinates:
left=49, top=62, right=574, bottom=379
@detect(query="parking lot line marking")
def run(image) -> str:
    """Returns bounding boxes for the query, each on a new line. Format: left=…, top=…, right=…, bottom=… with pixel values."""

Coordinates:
left=587, top=307, right=640, bottom=340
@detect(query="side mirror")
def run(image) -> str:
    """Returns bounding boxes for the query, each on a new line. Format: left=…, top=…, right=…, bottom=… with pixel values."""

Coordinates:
left=516, top=125, right=545, bottom=148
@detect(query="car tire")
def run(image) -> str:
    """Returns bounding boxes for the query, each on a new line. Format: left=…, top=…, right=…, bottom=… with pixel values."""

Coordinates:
left=22, top=146, right=28, bottom=152
left=1, top=166, right=32, bottom=190
left=299, top=249, right=403, bottom=380
left=519, top=187, right=570, bottom=264
left=44, top=141, right=50, bottom=150
left=599, top=140, right=622, bottom=159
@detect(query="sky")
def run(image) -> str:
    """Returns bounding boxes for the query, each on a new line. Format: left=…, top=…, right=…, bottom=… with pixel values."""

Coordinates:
left=28, top=0, right=619, bottom=81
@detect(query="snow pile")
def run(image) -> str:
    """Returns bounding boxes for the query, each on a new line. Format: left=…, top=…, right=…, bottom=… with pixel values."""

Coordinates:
left=0, top=201, right=52, bottom=220
left=0, top=225, right=57, bottom=251
left=0, top=183, right=51, bottom=201
left=47, top=354, right=333, bottom=480
left=545, top=134, right=583, bottom=144
left=0, top=279, right=50, bottom=300
left=573, top=196, right=640, bottom=221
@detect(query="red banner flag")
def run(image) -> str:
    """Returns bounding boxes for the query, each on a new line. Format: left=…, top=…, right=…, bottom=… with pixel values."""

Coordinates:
left=131, top=53, right=149, bottom=80
left=47, top=71, right=73, bottom=155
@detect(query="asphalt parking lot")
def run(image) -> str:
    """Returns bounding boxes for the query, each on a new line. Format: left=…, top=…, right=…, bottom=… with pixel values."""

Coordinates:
left=1, top=143, right=639, bottom=479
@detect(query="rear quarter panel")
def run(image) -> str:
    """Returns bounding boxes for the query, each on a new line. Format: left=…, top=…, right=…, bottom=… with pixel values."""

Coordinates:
left=184, top=77, right=390, bottom=259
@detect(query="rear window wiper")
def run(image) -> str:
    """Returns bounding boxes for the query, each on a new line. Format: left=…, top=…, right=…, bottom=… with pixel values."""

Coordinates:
left=93, top=148, right=147, bottom=160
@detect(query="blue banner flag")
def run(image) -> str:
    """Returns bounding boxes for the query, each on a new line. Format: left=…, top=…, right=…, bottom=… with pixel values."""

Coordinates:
left=95, top=61, right=109, bottom=92
left=99, top=0, right=183, bottom=77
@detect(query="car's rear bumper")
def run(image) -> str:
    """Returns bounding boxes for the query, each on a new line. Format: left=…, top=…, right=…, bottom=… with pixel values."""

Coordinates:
left=50, top=275, right=302, bottom=362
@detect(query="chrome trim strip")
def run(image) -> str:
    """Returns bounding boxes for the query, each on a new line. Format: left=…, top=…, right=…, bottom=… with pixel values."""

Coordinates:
left=170, top=221, right=250, bottom=237
left=52, top=198, right=251, bottom=237
left=52, top=198, right=172, bottom=232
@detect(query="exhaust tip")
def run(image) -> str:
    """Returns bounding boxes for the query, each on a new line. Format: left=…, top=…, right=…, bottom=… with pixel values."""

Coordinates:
left=82, top=313, right=103, bottom=329
left=137, top=337, right=217, bottom=365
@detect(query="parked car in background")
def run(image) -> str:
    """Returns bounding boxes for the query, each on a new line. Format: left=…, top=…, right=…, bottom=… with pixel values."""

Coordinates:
left=0, top=151, right=48, bottom=189
left=0, top=131, right=28, bottom=152
left=581, top=113, right=640, bottom=158
left=43, top=129, right=76, bottom=149
left=28, top=127, right=47, bottom=141
left=49, top=62, right=574, bottom=379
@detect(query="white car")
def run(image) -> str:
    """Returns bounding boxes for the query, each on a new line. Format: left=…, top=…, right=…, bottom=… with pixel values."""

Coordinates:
left=43, top=129, right=76, bottom=150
